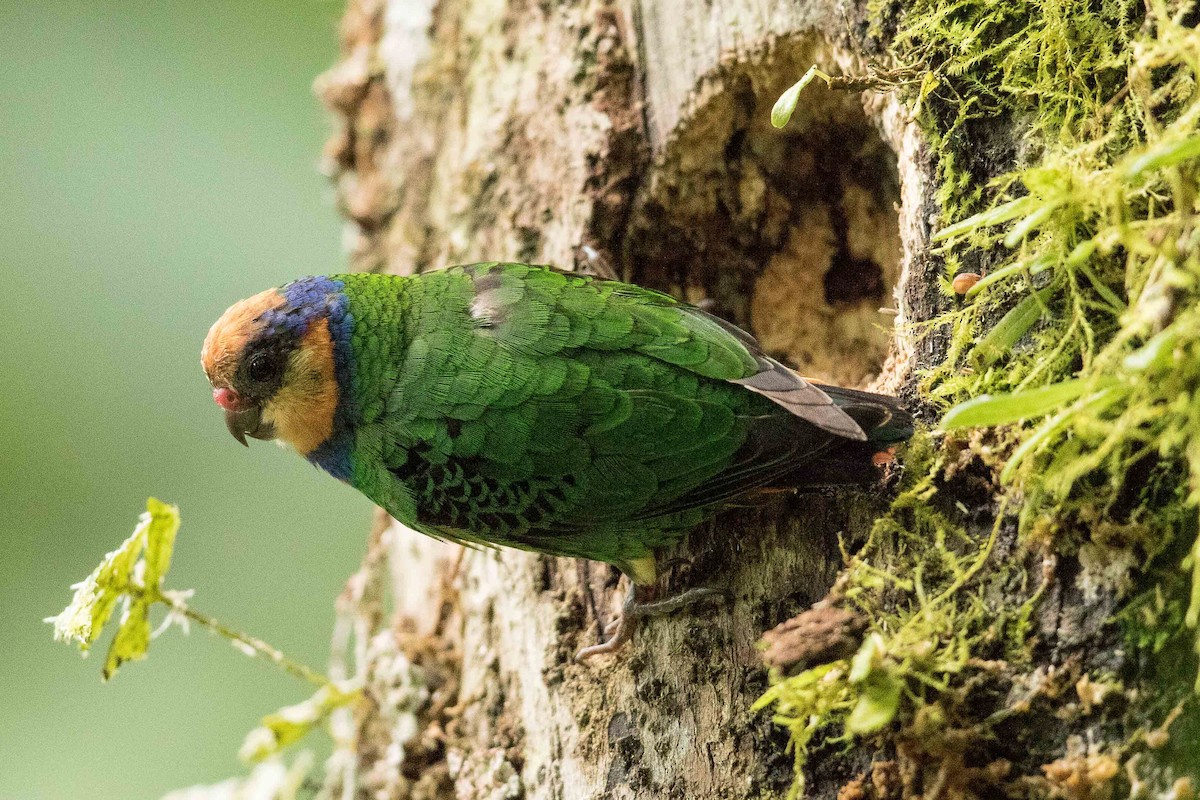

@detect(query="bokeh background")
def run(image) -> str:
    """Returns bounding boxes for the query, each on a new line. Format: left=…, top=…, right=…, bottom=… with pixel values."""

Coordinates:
left=0, top=2, right=374, bottom=797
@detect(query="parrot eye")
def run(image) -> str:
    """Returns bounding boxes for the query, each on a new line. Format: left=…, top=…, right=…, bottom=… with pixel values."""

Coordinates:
left=246, top=350, right=284, bottom=384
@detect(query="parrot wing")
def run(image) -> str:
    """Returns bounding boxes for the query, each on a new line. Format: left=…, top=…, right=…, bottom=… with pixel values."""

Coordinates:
left=465, top=263, right=865, bottom=440
left=374, top=263, right=881, bottom=554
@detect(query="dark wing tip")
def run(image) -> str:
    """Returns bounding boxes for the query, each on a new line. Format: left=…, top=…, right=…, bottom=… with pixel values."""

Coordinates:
left=732, top=361, right=867, bottom=441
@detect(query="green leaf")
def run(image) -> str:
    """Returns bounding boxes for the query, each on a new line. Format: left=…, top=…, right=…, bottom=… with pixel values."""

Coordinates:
left=1184, top=533, right=1200, bottom=625
left=846, top=673, right=903, bottom=734
left=849, top=633, right=884, bottom=683
left=1065, top=238, right=1098, bottom=267
left=1002, top=201, right=1059, bottom=248
left=913, top=71, right=939, bottom=114
left=940, top=379, right=1091, bottom=430
left=965, top=253, right=1054, bottom=297
left=143, top=497, right=181, bottom=588
left=998, top=385, right=1124, bottom=484
left=240, top=681, right=361, bottom=762
left=932, top=196, right=1035, bottom=242
left=973, top=288, right=1055, bottom=366
left=1075, top=261, right=1125, bottom=312
left=1123, top=327, right=1179, bottom=372
left=47, top=508, right=152, bottom=648
left=47, top=498, right=181, bottom=677
left=771, top=66, right=832, bottom=128
left=1122, top=133, right=1200, bottom=179
left=846, top=633, right=902, bottom=733
left=103, top=597, right=152, bottom=680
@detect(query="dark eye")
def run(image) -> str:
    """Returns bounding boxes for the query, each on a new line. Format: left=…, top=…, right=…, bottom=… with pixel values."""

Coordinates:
left=246, top=350, right=283, bottom=384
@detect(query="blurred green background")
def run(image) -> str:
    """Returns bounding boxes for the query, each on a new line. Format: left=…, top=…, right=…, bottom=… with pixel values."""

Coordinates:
left=0, top=2, right=373, bottom=797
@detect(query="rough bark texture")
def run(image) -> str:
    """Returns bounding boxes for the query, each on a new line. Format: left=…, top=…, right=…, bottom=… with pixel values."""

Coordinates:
left=307, top=2, right=1177, bottom=799
left=315, top=1, right=930, bottom=798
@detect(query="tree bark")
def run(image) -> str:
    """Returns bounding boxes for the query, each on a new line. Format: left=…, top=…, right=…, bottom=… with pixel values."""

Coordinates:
left=316, top=2, right=932, bottom=798
left=309, top=1, right=1191, bottom=799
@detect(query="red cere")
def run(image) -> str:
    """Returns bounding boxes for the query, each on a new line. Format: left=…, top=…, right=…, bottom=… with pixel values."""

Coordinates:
left=213, top=387, right=246, bottom=411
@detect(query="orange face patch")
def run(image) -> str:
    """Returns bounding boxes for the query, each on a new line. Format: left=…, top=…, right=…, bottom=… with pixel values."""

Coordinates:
left=261, top=318, right=339, bottom=456
left=201, top=289, right=287, bottom=388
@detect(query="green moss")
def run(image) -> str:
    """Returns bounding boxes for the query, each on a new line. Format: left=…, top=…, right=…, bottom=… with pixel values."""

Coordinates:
left=896, top=0, right=1140, bottom=221
left=925, top=0, right=1200, bottom=667
left=757, top=434, right=1008, bottom=798
left=759, top=0, right=1200, bottom=794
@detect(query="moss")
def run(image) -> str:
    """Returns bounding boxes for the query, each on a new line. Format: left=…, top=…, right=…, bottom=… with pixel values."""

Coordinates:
left=895, top=0, right=1140, bottom=221
left=922, top=0, right=1200, bottom=669
left=757, top=433, right=1011, bottom=798
left=759, top=0, right=1200, bottom=795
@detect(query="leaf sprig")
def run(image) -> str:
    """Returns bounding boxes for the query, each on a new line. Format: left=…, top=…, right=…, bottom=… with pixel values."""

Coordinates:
left=47, top=497, right=181, bottom=679
left=48, top=498, right=359, bottom=767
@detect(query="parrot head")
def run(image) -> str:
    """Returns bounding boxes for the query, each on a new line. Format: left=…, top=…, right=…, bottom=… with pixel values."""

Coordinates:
left=201, top=279, right=343, bottom=456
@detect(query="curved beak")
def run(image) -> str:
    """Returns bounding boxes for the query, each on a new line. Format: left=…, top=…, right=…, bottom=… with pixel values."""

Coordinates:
left=224, top=405, right=276, bottom=447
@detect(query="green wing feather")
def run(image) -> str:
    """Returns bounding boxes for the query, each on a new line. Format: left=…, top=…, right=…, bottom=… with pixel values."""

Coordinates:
left=343, top=263, right=906, bottom=569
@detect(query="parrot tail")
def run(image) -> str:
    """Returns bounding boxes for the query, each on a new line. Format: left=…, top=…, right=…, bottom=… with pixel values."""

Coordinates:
left=816, top=384, right=914, bottom=444
left=755, top=385, right=915, bottom=491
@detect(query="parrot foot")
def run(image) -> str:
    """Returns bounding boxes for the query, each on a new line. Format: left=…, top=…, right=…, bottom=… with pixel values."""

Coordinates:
left=574, top=585, right=725, bottom=662
left=630, top=586, right=725, bottom=617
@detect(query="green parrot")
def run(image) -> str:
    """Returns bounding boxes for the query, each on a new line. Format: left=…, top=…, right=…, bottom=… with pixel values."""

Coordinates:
left=202, top=262, right=911, bottom=658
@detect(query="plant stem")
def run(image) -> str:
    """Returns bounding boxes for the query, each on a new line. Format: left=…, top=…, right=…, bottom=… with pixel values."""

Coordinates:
left=155, top=591, right=329, bottom=688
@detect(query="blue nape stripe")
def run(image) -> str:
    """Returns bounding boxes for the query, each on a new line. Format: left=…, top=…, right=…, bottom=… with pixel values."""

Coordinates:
left=272, top=277, right=356, bottom=481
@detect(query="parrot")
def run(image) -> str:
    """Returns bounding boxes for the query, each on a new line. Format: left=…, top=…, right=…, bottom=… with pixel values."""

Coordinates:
left=201, top=262, right=912, bottom=659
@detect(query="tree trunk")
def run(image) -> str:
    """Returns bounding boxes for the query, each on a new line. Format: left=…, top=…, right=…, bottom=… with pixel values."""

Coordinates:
left=311, top=1, right=1197, bottom=799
